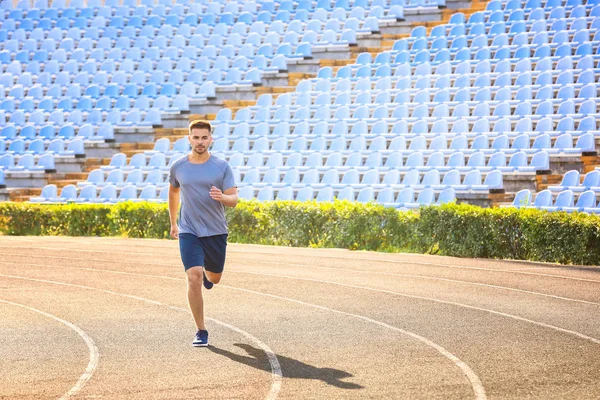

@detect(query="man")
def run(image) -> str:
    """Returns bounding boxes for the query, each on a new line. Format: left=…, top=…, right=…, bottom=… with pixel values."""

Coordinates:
left=168, top=120, right=238, bottom=347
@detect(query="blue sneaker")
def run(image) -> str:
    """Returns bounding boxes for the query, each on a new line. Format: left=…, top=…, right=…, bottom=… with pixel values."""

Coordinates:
left=203, top=271, right=213, bottom=290
left=193, top=330, right=209, bottom=347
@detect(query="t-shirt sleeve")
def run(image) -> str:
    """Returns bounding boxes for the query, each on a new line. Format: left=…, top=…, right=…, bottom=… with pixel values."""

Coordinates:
left=168, top=163, right=180, bottom=188
left=222, top=163, right=237, bottom=191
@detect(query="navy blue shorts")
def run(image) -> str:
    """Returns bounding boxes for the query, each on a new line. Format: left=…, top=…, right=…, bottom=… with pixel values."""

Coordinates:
left=178, top=233, right=228, bottom=273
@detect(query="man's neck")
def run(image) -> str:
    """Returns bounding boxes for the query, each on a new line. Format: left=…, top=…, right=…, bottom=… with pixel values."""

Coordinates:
left=188, top=151, right=210, bottom=164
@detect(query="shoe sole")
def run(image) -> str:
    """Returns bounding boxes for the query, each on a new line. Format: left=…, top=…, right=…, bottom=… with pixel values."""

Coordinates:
left=203, top=274, right=213, bottom=290
left=193, top=342, right=209, bottom=347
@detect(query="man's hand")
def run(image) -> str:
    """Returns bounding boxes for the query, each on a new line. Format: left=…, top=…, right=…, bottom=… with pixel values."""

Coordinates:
left=170, top=224, right=179, bottom=240
left=210, top=186, right=238, bottom=208
left=209, top=186, right=224, bottom=202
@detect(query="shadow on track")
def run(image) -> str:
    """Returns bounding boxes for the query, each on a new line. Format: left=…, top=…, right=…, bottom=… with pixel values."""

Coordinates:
left=209, top=343, right=364, bottom=390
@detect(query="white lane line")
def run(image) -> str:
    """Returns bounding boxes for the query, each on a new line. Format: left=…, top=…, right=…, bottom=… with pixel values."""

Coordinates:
left=1, top=237, right=596, bottom=271
left=232, top=261, right=600, bottom=307
left=513, top=266, right=600, bottom=271
left=0, top=275, right=282, bottom=400
left=105, top=256, right=489, bottom=399
left=0, top=299, right=99, bottom=400
left=360, top=260, right=600, bottom=284
left=1, top=244, right=598, bottom=284
left=233, top=270, right=600, bottom=345
left=6, top=263, right=599, bottom=346
left=0, top=245, right=176, bottom=258
left=221, top=284, right=487, bottom=400
left=0, top=273, right=485, bottom=400
left=232, top=254, right=600, bottom=284
left=0, top=257, right=598, bottom=307
left=0, top=238, right=577, bottom=272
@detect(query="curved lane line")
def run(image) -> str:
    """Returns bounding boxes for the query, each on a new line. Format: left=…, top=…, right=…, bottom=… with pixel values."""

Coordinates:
left=7, top=238, right=598, bottom=282
left=0, top=256, right=598, bottom=307
left=4, top=262, right=599, bottom=344
left=218, top=283, right=488, bottom=400
left=236, top=260, right=600, bottom=307
left=0, top=299, right=99, bottom=400
left=3, top=261, right=599, bottom=344
left=1, top=256, right=599, bottom=309
left=232, top=270, right=600, bottom=345
left=1, top=244, right=598, bottom=284
left=0, top=273, right=485, bottom=400
left=0, top=275, right=282, bottom=400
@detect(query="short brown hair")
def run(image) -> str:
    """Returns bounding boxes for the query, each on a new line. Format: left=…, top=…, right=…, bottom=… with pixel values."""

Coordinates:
left=188, top=120, right=212, bottom=135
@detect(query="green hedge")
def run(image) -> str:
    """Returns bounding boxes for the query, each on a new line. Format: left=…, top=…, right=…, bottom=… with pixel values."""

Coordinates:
left=1, top=201, right=599, bottom=265
left=0, top=202, right=168, bottom=238
left=418, top=204, right=600, bottom=265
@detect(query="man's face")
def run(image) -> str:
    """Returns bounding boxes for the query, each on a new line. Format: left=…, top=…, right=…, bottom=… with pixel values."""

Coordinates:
left=189, top=128, right=212, bottom=155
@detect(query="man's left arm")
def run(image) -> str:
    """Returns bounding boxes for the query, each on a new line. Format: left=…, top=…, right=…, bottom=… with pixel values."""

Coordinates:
left=209, top=186, right=238, bottom=208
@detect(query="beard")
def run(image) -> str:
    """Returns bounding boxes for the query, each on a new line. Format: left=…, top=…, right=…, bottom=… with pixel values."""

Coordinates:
left=193, top=146, right=207, bottom=155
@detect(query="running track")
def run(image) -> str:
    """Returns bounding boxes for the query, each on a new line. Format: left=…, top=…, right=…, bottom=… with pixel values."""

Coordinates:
left=1, top=236, right=599, bottom=399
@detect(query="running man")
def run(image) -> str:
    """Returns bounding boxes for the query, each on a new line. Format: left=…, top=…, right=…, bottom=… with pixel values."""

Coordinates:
left=168, top=120, right=238, bottom=347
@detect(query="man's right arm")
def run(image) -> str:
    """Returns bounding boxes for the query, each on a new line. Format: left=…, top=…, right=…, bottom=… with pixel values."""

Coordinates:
left=168, top=184, right=180, bottom=240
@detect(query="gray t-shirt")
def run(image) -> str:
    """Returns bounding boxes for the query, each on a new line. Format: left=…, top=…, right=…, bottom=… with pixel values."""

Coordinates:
left=169, top=154, right=237, bottom=237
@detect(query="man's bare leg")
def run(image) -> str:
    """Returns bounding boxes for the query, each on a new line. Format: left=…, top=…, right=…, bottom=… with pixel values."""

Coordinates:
left=204, top=271, right=222, bottom=285
left=186, top=266, right=205, bottom=330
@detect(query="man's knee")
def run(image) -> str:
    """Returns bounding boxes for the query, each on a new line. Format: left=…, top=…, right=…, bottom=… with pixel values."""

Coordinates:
left=205, top=270, right=222, bottom=284
left=186, top=267, right=203, bottom=289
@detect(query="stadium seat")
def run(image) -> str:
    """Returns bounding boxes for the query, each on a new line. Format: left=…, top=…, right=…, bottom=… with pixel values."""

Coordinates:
left=30, top=184, right=58, bottom=203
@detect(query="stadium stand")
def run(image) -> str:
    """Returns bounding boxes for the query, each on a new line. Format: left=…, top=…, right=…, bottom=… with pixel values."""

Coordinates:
left=0, top=0, right=597, bottom=211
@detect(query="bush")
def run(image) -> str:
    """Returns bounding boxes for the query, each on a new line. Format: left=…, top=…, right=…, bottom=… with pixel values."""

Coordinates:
left=1, top=201, right=599, bottom=265
left=227, top=200, right=419, bottom=251
left=0, top=202, right=168, bottom=238
left=108, top=201, right=170, bottom=238
left=417, top=203, right=600, bottom=265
